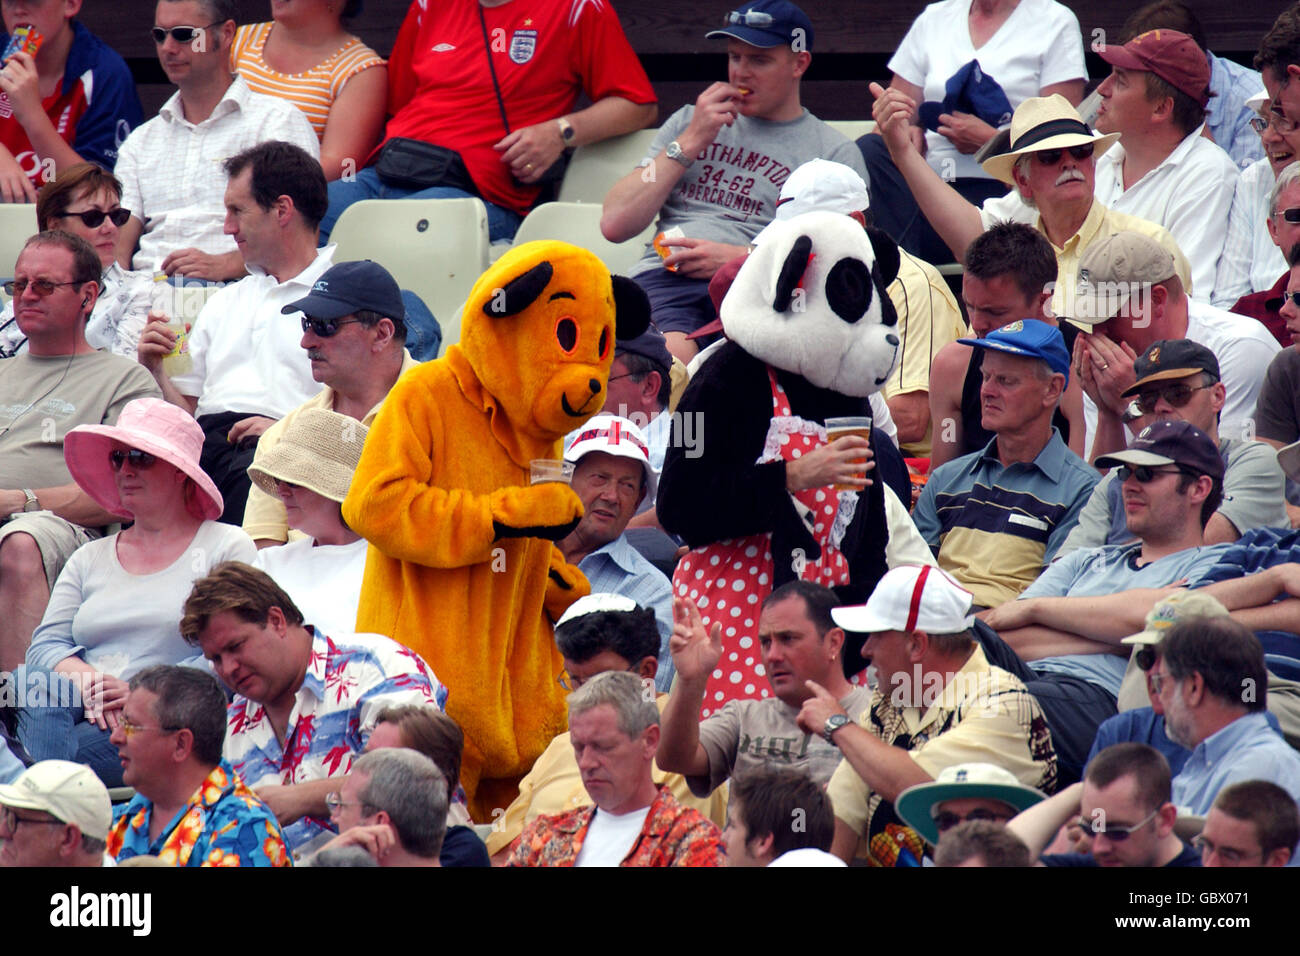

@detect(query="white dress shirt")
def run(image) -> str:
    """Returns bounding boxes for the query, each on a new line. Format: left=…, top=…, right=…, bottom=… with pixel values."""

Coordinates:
left=116, top=74, right=320, bottom=271
left=1213, top=158, right=1287, bottom=307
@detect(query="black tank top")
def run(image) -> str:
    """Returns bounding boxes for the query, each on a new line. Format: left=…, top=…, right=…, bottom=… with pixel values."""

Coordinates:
left=959, top=323, right=1078, bottom=456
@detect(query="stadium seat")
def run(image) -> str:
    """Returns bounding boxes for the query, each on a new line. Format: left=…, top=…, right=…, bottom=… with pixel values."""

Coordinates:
left=0, top=204, right=38, bottom=280
left=329, top=197, right=491, bottom=352
left=825, top=120, right=877, bottom=140
left=511, top=202, right=654, bottom=274
left=557, top=128, right=659, bottom=204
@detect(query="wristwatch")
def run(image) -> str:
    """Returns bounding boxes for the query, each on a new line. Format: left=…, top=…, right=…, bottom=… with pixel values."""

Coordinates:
left=557, top=116, right=575, bottom=144
left=21, top=488, right=39, bottom=512
left=823, top=713, right=850, bottom=743
left=665, top=140, right=694, bottom=169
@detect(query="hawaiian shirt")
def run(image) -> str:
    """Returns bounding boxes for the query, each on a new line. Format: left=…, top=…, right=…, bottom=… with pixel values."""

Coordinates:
left=107, top=760, right=290, bottom=866
left=224, top=627, right=446, bottom=850
left=506, top=786, right=725, bottom=867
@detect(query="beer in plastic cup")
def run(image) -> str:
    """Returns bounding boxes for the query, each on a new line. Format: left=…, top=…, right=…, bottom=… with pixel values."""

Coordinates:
left=824, top=416, right=872, bottom=492
left=530, top=460, right=575, bottom=485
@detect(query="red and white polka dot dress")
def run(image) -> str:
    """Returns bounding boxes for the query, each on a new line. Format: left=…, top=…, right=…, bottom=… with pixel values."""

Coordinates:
left=673, top=367, right=855, bottom=717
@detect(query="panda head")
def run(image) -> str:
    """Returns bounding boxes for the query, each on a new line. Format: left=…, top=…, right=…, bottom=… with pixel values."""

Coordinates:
left=720, top=211, right=901, bottom=397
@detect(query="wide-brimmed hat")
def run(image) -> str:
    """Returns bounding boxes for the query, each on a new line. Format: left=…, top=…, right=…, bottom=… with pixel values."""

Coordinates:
left=981, top=94, right=1120, bottom=185
left=247, top=408, right=369, bottom=503
left=896, top=763, right=1045, bottom=846
left=63, top=397, right=223, bottom=520
left=564, top=414, right=657, bottom=502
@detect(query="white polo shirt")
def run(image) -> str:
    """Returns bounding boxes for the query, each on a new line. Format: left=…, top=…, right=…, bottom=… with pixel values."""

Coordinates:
left=1213, top=157, right=1288, bottom=308
left=116, top=75, right=320, bottom=272
left=979, top=125, right=1237, bottom=303
left=172, top=246, right=333, bottom=419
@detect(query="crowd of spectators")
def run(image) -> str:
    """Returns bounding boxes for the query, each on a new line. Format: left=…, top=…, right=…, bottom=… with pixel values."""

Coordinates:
left=4, top=0, right=1300, bottom=873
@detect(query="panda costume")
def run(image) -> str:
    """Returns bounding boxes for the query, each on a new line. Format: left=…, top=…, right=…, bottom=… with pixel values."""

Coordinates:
left=658, top=211, right=914, bottom=715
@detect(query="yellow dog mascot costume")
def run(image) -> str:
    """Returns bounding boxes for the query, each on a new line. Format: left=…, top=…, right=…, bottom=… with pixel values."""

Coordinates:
left=343, top=241, right=650, bottom=819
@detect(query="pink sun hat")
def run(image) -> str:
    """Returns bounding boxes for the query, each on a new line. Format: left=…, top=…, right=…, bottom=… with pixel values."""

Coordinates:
left=63, top=397, right=223, bottom=521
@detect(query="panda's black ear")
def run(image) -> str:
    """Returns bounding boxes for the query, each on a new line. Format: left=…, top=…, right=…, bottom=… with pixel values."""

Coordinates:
left=774, top=235, right=814, bottom=312
left=483, top=261, right=554, bottom=318
left=866, top=227, right=900, bottom=287
left=612, top=275, right=651, bottom=340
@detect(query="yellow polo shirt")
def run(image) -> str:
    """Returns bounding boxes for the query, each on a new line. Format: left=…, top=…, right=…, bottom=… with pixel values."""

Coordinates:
left=882, top=251, right=968, bottom=458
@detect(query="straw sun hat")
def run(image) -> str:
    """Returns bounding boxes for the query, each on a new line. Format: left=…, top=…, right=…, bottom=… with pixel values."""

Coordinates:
left=246, top=408, right=369, bottom=503
left=981, top=94, right=1120, bottom=186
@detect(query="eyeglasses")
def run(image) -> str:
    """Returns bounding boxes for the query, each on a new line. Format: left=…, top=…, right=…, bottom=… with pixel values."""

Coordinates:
left=557, top=664, right=641, bottom=691
left=1033, top=143, right=1095, bottom=166
left=150, top=22, right=221, bottom=44
left=1115, top=464, right=1185, bottom=484
left=1076, top=807, right=1160, bottom=841
left=1192, top=834, right=1260, bottom=865
left=1273, top=207, right=1300, bottom=224
left=1250, top=111, right=1300, bottom=135
left=724, top=9, right=774, bottom=26
left=0, top=807, right=66, bottom=835
left=3, top=278, right=84, bottom=298
left=932, top=808, right=1013, bottom=832
left=119, top=716, right=179, bottom=738
left=109, top=449, right=158, bottom=471
left=1133, top=382, right=1213, bottom=414
left=57, top=207, right=131, bottom=229
left=1148, top=671, right=1178, bottom=695
left=301, top=315, right=366, bottom=338
left=325, top=792, right=374, bottom=816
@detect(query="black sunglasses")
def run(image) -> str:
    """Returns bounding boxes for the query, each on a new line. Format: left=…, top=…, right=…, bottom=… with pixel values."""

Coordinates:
left=1133, top=382, right=1212, bottom=414
left=1283, top=291, right=1300, bottom=310
left=109, top=449, right=158, bottom=471
left=932, top=808, right=1011, bottom=832
left=1115, top=464, right=1185, bottom=484
left=300, top=315, right=366, bottom=338
left=150, top=22, right=221, bottom=44
left=1276, top=207, right=1300, bottom=223
left=1136, top=645, right=1158, bottom=672
left=1033, top=143, right=1095, bottom=165
left=57, top=207, right=131, bottom=229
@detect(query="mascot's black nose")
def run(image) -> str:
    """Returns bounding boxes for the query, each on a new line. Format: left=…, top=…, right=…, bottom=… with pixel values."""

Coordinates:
left=886, top=333, right=899, bottom=347
left=588, top=379, right=601, bottom=394
left=826, top=258, right=873, bottom=324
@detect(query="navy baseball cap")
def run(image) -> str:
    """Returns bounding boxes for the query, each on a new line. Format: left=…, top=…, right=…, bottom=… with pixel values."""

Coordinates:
left=1095, top=420, right=1224, bottom=482
left=282, top=260, right=406, bottom=321
left=616, top=324, right=672, bottom=371
left=705, top=0, right=814, bottom=50
left=958, top=319, right=1070, bottom=382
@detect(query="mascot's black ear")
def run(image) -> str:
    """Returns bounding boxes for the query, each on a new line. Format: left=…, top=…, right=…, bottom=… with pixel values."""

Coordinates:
left=612, top=275, right=651, bottom=340
left=866, top=226, right=900, bottom=287
left=482, top=260, right=554, bottom=318
left=773, top=234, right=814, bottom=312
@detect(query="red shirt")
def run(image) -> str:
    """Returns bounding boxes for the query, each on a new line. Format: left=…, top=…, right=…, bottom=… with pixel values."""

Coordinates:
left=383, top=0, right=655, bottom=215
left=1230, top=271, right=1290, bottom=348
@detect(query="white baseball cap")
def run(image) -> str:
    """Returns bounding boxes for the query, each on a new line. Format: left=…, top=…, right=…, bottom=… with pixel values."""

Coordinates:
left=831, top=565, right=975, bottom=635
left=564, top=414, right=657, bottom=502
left=752, top=159, right=870, bottom=247
left=0, top=759, right=113, bottom=840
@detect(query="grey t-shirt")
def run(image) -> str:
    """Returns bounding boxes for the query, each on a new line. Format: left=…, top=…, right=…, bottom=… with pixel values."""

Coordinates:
left=1058, top=437, right=1288, bottom=557
left=629, top=105, right=869, bottom=276
left=687, top=685, right=874, bottom=798
left=1255, top=347, right=1300, bottom=444
left=0, top=351, right=159, bottom=490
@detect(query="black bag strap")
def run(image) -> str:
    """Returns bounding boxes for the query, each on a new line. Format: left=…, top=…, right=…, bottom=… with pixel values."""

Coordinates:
left=478, top=3, right=513, bottom=135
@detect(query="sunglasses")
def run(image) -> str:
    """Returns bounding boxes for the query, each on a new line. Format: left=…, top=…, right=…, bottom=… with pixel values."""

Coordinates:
left=1033, top=143, right=1095, bottom=165
left=1133, top=382, right=1212, bottom=414
left=1075, top=807, right=1160, bottom=841
left=1282, top=291, right=1300, bottom=310
left=932, top=808, right=1012, bottom=832
left=1135, top=645, right=1158, bottom=672
left=57, top=207, right=131, bottom=229
left=150, top=22, right=220, bottom=44
left=300, top=315, right=366, bottom=338
left=1274, top=207, right=1300, bottom=223
left=1115, top=464, right=1185, bottom=484
left=109, top=449, right=158, bottom=471
left=724, top=9, right=774, bottom=26
left=3, top=278, right=84, bottom=297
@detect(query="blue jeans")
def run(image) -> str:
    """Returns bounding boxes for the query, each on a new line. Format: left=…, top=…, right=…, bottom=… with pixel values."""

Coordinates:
left=16, top=667, right=124, bottom=788
left=321, top=167, right=523, bottom=244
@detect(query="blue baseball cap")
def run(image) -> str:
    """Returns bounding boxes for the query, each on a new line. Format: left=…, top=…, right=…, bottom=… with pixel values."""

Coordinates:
left=705, top=0, right=814, bottom=50
left=282, top=259, right=406, bottom=322
left=917, top=60, right=1014, bottom=133
left=958, top=319, right=1070, bottom=382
